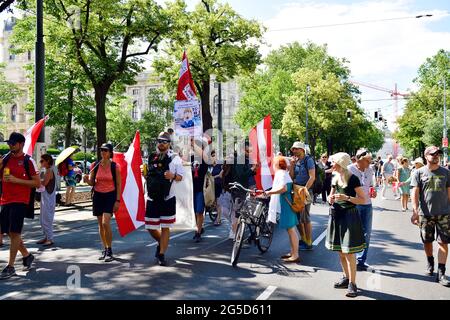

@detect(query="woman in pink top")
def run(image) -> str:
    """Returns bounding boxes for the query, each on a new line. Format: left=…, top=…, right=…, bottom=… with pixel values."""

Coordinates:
left=84, top=143, right=121, bottom=262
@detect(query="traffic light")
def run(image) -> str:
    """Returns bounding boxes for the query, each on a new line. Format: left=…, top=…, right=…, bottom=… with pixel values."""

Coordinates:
left=374, top=111, right=378, bottom=121
left=383, top=119, right=387, bottom=128
left=347, top=110, right=352, bottom=121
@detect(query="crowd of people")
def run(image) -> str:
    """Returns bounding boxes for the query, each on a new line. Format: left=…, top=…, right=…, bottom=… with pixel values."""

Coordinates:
left=0, top=131, right=449, bottom=298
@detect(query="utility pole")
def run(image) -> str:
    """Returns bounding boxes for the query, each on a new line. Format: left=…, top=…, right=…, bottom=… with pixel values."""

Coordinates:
left=305, top=84, right=310, bottom=146
left=35, top=0, right=45, bottom=155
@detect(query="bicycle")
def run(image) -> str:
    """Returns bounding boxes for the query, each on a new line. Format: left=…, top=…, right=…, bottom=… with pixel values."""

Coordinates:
left=229, top=182, right=274, bottom=267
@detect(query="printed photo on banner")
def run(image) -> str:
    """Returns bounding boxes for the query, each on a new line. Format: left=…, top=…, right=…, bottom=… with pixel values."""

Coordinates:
left=174, top=99, right=203, bottom=137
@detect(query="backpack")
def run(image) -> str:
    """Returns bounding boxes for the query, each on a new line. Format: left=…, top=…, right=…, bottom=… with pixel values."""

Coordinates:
left=0, top=152, right=37, bottom=219
left=58, top=160, right=69, bottom=177
left=203, top=171, right=215, bottom=207
left=146, top=152, right=174, bottom=200
left=284, top=184, right=312, bottom=213
left=91, top=161, right=117, bottom=198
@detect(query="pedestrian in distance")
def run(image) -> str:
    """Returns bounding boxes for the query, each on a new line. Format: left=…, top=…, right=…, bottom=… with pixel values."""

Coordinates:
left=395, top=158, right=411, bottom=212
left=348, top=149, right=377, bottom=271
left=142, top=132, right=184, bottom=266
left=318, top=153, right=333, bottom=203
left=209, top=150, right=223, bottom=226
left=64, top=154, right=77, bottom=206
left=326, top=152, right=367, bottom=298
left=410, top=146, right=450, bottom=287
left=289, top=141, right=315, bottom=251
left=36, top=154, right=57, bottom=247
left=0, top=132, right=40, bottom=280
left=381, top=154, right=399, bottom=200
left=265, top=156, right=300, bottom=263
left=83, top=143, right=121, bottom=263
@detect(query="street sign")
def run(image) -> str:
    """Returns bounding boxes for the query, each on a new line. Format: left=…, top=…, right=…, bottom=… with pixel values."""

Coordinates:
left=443, top=137, right=448, bottom=148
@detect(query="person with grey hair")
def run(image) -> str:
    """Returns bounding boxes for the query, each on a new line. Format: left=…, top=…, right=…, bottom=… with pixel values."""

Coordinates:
left=348, top=149, right=377, bottom=271
left=326, top=152, right=367, bottom=298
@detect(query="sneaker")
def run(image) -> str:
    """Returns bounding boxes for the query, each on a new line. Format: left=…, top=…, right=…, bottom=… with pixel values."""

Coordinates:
left=299, top=242, right=313, bottom=251
left=157, top=254, right=167, bottom=266
left=0, top=265, right=16, bottom=280
left=22, top=253, right=35, bottom=271
left=357, top=263, right=370, bottom=271
left=155, top=245, right=160, bottom=258
left=426, top=262, right=434, bottom=276
left=193, top=232, right=201, bottom=243
left=346, top=283, right=358, bottom=298
left=436, top=272, right=450, bottom=287
left=104, top=248, right=114, bottom=262
left=98, top=249, right=107, bottom=260
left=334, top=276, right=349, bottom=289
left=228, top=230, right=235, bottom=240
left=394, top=196, right=401, bottom=200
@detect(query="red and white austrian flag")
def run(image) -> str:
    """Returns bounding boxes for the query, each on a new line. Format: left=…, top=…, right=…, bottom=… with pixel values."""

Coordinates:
left=24, top=115, right=49, bottom=157
left=176, top=50, right=197, bottom=101
left=249, top=115, right=274, bottom=191
left=113, top=131, right=146, bottom=237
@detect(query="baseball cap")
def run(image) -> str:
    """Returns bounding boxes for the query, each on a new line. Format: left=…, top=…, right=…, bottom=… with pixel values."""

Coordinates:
left=4, top=132, right=25, bottom=145
left=424, top=146, right=443, bottom=156
left=99, top=143, right=114, bottom=153
left=157, top=132, right=171, bottom=142
left=412, top=157, right=424, bottom=165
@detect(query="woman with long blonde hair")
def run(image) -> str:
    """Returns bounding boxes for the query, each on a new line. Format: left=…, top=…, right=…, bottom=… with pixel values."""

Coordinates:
left=326, top=153, right=367, bottom=298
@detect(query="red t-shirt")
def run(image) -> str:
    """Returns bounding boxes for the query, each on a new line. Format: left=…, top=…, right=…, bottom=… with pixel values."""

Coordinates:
left=91, top=162, right=121, bottom=193
left=1, top=154, right=38, bottom=205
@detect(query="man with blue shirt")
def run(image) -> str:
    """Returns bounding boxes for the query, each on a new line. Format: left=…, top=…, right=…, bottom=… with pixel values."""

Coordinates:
left=348, top=148, right=377, bottom=271
left=289, top=142, right=315, bottom=251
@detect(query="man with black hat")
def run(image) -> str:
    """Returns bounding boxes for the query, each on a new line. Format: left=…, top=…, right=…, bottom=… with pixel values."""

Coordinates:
left=411, top=146, right=450, bottom=287
left=0, top=132, right=40, bottom=280
left=143, top=132, right=184, bottom=266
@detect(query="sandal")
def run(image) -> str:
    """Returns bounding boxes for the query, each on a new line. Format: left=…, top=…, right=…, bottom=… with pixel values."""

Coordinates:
left=282, top=256, right=300, bottom=263
left=281, top=253, right=292, bottom=259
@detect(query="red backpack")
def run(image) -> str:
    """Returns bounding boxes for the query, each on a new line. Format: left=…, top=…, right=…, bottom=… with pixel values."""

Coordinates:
left=58, top=160, right=69, bottom=177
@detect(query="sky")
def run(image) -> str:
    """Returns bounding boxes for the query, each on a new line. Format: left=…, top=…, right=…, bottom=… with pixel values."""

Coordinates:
left=2, top=0, right=450, bottom=130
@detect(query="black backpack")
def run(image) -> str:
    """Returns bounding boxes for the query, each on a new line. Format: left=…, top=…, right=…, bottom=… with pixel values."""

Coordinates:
left=146, top=152, right=174, bottom=200
left=0, top=152, right=37, bottom=219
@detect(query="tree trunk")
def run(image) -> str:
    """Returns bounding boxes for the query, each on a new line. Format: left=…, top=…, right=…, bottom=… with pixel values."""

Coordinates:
left=327, top=137, right=333, bottom=155
left=200, top=80, right=212, bottom=132
left=64, top=87, right=74, bottom=148
left=94, top=84, right=110, bottom=159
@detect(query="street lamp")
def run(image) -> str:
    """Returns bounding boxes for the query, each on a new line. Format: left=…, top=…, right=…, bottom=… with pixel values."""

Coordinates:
left=305, top=84, right=310, bottom=146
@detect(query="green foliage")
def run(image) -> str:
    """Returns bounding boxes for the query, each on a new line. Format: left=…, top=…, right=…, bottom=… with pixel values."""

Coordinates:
left=0, top=144, right=9, bottom=155
left=72, top=152, right=96, bottom=162
left=153, top=0, right=265, bottom=130
left=396, top=49, right=449, bottom=156
left=46, top=148, right=60, bottom=156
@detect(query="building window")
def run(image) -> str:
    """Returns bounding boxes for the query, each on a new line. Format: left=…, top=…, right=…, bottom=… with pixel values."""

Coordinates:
left=132, top=101, right=139, bottom=120
left=132, top=89, right=140, bottom=95
left=11, top=105, right=17, bottom=122
left=9, top=46, right=15, bottom=61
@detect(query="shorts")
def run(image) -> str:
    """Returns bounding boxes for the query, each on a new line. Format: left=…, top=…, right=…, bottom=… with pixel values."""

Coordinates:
left=0, top=203, right=27, bottom=234
left=145, top=197, right=176, bottom=230
left=65, top=175, right=77, bottom=187
left=296, top=203, right=312, bottom=224
left=193, top=192, right=205, bottom=214
left=419, top=215, right=450, bottom=244
left=93, top=191, right=116, bottom=216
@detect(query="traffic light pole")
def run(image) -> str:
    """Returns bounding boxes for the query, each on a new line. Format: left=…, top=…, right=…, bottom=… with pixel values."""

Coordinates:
left=34, top=0, right=45, bottom=160
left=444, top=78, right=448, bottom=166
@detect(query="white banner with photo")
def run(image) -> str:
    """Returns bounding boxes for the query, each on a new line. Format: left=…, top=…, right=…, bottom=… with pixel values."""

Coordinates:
left=172, top=164, right=196, bottom=230
left=174, top=99, right=203, bottom=137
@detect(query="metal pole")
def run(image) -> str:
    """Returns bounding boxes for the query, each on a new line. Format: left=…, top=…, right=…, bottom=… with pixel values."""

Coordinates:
left=35, top=0, right=45, bottom=143
left=217, top=82, right=223, bottom=158
left=305, top=85, right=310, bottom=145
left=444, top=78, right=447, bottom=166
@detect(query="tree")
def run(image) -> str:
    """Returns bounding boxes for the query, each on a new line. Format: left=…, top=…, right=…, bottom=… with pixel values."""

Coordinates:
left=30, top=0, right=172, bottom=154
left=153, top=0, right=264, bottom=132
left=396, top=49, right=449, bottom=156
left=0, top=63, right=21, bottom=134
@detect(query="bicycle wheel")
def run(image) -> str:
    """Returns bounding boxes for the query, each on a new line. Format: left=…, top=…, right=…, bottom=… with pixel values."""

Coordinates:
left=206, top=205, right=218, bottom=223
left=231, top=220, right=246, bottom=267
left=256, top=218, right=275, bottom=253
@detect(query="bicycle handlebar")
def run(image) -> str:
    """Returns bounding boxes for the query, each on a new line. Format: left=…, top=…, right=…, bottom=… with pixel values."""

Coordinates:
left=228, top=182, right=266, bottom=195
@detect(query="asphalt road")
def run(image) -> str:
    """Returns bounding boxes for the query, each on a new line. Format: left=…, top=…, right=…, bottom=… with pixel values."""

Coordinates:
left=0, top=189, right=449, bottom=300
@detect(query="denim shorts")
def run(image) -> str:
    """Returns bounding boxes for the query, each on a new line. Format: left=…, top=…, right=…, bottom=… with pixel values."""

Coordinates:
left=193, top=192, right=205, bottom=214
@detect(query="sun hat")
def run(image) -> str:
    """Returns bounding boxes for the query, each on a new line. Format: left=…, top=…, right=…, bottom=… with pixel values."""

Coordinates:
left=290, top=141, right=306, bottom=151
left=330, top=152, right=351, bottom=169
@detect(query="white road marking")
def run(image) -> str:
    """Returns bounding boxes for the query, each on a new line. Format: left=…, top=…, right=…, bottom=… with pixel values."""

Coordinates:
left=0, top=291, right=20, bottom=300
left=256, top=286, right=277, bottom=300
left=312, top=229, right=327, bottom=246
left=145, top=230, right=193, bottom=247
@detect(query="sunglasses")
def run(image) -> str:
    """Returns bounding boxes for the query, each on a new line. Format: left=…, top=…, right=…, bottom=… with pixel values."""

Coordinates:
left=429, top=152, right=441, bottom=157
left=157, top=139, right=170, bottom=144
left=356, top=151, right=368, bottom=160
